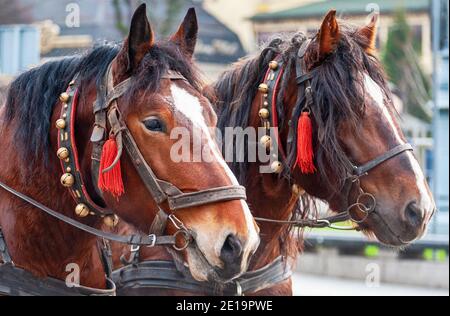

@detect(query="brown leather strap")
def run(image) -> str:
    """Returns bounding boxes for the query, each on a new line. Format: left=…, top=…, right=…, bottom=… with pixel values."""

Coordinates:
left=167, top=185, right=247, bottom=210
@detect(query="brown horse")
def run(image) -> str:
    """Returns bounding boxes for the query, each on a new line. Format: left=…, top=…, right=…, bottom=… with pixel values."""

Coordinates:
left=0, top=4, right=259, bottom=294
left=110, top=10, right=436, bottom=296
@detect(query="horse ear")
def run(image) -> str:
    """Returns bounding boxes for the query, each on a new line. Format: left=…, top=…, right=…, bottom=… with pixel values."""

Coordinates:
left=170, top=8, right=198, bottom=58
left=125, top=3, right=154, bottom=72
left=357, top=13, right=379, bottom=55
left=318, top=10, right=340, bottom=58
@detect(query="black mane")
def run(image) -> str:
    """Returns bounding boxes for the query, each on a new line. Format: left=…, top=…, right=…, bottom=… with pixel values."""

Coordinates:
left=214, top=24, right=391, bottom=190
left=3, top=40, right=201, bottom=172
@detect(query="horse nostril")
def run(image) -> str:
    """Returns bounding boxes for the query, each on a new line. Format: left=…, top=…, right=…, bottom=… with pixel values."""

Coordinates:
left=405, top=202, right=423, bottom=228
left=220, top=234, right=243, bottom=264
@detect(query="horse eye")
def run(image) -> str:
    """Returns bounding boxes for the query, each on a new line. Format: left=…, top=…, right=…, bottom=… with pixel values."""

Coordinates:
left=143, top=118, right=165, bottom=132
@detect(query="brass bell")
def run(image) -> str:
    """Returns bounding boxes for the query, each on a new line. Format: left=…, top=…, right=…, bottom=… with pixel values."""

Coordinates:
left=60, top=173, right=75, bottom=187
left=55, top=119, right=66, bottom=130
left=57, top=147, right=69, bottom=160
left=75, top=203, right=90, bottom=217
left=260, top=135, right=272, bottom=148
left=104, top=215, right=119, bottom=228
left=270, top=161, right=283, bottom=174
left=258, top=83, right=269, bottom=93
left=59, top=92, right=70, bottom=103
left=269, top=60, right=278, bottom=70
left=258, top=108, right=270, bottom=119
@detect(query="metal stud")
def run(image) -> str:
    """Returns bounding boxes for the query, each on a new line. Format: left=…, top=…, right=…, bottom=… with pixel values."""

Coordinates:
left=75, top=203, right=90, bottom=218
left=258, top=83, right=269, bottom=93
left=66, top=167, right=72, bottom=173
left=59, top=92, right=70, bottom=103
left=56, top=119, right=66, bottom=130
left=57, top=147, right=69, bottom=160
left=62, top=113, right=67, bottom=119
left=269, top=60, right=278, bottom=70
left=263, top=101, right=269, bottom=107
left=270, top=161, right=283, bottom=174
left=104, top=215, right=119, bottom=228
left=258, top=108, right=270, bottom=119
left=260, top=135, right=272, bottom=149
left=60, top=173, right=75, bottom=187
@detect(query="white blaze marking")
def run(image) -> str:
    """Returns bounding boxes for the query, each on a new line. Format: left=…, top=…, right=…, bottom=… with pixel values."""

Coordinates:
left=170, top=84, right=259, bottom=251
left=364, top=74, right=403, bottom=143
left=364, top=74, right=434, bottom=215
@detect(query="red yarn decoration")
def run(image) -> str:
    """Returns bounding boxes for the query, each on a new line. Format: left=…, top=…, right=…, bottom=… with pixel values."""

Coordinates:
left=296, top=111, right=316, bottom=174
left=98, top=135, right=124, bottom=198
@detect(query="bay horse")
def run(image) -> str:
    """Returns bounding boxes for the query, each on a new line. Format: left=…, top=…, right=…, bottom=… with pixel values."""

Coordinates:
left=0, top=4, right=259, bottom=295
left=110, top=10, right=436, bottom=296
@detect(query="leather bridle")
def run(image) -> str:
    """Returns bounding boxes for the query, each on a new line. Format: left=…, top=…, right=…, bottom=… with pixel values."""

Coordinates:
left=253, top=38, right=414, bottom=230
left=0, top=61, right=248, bottom=295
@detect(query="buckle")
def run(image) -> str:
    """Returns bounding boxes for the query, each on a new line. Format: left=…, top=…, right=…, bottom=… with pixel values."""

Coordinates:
left=146, top=234, right=157, bottom=248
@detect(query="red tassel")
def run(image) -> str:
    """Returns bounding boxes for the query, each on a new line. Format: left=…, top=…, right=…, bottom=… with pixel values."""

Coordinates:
left=296, top=111, right=316, bottom=174
left=98, top=135, right=124, bottom=198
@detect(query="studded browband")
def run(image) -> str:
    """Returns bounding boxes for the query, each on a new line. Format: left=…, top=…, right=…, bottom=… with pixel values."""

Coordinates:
left=256, top=40, right=315, bottom=177
left=257, top=58, right=285, bottom=175
left=55, top=63, right=247, bottom=236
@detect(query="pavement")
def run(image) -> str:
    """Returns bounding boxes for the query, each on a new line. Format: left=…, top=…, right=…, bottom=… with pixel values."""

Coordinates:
left=292, top=273, right=449, bottom=296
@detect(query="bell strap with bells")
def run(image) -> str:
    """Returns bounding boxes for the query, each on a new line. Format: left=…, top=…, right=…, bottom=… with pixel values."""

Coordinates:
left=56, top=81, right=114, bottom=219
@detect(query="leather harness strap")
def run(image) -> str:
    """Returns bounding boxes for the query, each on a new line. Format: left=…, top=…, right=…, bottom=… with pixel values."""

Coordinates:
left=0, top=262, right=116, bottom=296
left=0, top=229, right=12, bottom=264
left=112, top=256, right=291, bottom=296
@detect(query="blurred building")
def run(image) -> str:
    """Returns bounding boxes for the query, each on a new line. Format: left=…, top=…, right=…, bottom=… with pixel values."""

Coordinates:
left=0, top=0, right=246, bottom=80
left=202, top=0, right=316, bottom=52
left=250, top=0, right=433, bottom=74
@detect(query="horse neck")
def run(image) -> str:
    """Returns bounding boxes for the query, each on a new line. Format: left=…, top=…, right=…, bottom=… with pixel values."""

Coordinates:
left=244, top=163, right=298, bottom=270
left=0, top=83, right=106, bottom=288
